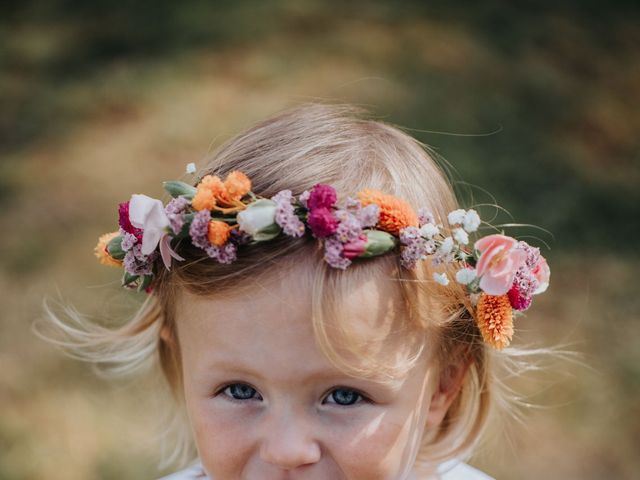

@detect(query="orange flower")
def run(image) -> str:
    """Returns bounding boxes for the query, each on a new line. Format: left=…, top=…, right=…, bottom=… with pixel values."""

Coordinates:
left=224, top=171, right=251, bottom=200
left=192, top=175, right=224, bottom=211
left=94, top=231, right=122, bottom=267
left=192, top=171, right=251, bottom=211
left=357, top=189, right=418, bottom=236
left=207, top=220, right=231, bottom=246
left=475, top=293, right=514, bottom=350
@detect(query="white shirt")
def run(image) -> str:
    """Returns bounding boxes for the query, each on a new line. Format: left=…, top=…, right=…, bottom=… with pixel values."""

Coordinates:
left=158, top=459, right=495, bottom=479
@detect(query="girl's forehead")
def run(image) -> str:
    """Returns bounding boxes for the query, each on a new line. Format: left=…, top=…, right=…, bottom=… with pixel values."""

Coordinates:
left=174, top=263, right=414, bottom=367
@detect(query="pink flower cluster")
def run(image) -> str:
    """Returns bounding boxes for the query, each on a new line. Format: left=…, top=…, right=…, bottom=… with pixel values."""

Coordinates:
left=473, top=234, right=550, bottom=311
left=304, top=184, right=379, bottom=269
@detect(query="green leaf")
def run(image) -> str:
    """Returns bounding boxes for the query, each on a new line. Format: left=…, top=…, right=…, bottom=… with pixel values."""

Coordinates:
left=122, top=272, right=139, bottom=286
left=138, top=274, right=153, bottom=292
left=106, top=235, right=126, bottom=260
left=358, top=230, right=398, bottom=258
left=252, top=223, right=282, bottom=241
left=163, top=180, right=197, bottom=199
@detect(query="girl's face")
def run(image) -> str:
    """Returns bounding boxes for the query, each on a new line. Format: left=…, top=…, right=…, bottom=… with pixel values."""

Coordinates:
left=175, top=265, right=455, bottom=480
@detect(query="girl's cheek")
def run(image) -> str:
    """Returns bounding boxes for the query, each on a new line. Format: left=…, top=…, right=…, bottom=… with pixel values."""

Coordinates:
left=191, top=403, right=257, bottom=476
left=325, top=411, right=413, bottom=479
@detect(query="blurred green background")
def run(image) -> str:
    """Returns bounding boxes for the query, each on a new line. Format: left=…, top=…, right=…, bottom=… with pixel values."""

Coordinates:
left=1, top=1, right=638, bottom=478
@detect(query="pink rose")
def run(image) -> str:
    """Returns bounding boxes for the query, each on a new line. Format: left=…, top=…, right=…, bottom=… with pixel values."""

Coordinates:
left=342, top=234, right=368, bottom=260
left=532, top=256, right=550, bottom=294
left=474, top=234, right=527, bottom=296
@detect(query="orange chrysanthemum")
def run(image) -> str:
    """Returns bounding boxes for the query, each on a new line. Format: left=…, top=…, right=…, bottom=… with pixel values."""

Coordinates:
left=475, top=293, right=514, bottom=350
left=207, top=220, right=231, bottom=246
left=357, top=189, right=419, bottom=236
left=94, top=231, right=122, bottom=267
left=224, top=171, right=251, bottom=200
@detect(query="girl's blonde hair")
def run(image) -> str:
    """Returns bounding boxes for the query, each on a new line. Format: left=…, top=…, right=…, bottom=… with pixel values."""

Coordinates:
left=39, top=103, right=531, bottom=472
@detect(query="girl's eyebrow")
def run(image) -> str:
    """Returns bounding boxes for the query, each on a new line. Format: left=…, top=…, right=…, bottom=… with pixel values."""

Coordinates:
left=207, top=359, right=396, bottom=387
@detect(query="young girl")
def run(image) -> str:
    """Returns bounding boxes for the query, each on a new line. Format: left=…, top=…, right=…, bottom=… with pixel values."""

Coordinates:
left=42, top=103, right=550, bottom=479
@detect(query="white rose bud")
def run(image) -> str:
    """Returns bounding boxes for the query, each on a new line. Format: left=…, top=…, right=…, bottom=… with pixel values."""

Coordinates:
left=237, top=199, right=280, bottom=241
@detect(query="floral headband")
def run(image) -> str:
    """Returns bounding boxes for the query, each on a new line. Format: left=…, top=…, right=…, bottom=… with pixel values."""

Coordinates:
left=95, top=164, right=550, bottom=350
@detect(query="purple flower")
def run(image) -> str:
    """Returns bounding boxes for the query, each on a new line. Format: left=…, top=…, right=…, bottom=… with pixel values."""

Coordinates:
left=308, top=207, right=338, bottom=238
left=298, top=190, right=310, bottom=209
left=307, top=184, right=337, bottom=210
left=189, top=209, right=211, bottom=250
left=334, top=209, right=363, bottom=243
left=399, top=226, right=433, bottom=269
left=165, top=197, right=190, bottom=234
left=358, top=204, right=379, bottom=228
left=417, top=208, right=435, bottom=227
left=123, top=244, right=157, bottom=276
left=272, top=190, right=305, bottom=238
left=204, top=243, right=238, bottom=264
left=507, top=266, right=539, bottom=310
left=118, top=201, right=143, bottom=241
left=323, top=236, right=351, bottom=269
left=516, top=241, right=541, bottom=270
left=120, top=228, right=138, bottom=252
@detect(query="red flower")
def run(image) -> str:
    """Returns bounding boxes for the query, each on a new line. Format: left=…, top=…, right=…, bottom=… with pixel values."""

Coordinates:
left=118, top=201, right=143, bottom=241
left=507, top=283, right=532, bottom=311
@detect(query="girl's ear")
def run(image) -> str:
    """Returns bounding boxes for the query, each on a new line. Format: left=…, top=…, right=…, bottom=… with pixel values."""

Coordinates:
left=425, top=355, right=472, bottom=429
left=160, top=322, right=176, bottom=347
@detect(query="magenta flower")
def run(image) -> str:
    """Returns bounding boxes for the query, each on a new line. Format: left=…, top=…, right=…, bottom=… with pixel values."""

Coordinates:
left=307, top=184, right=337, bottom=210
left=508, top=283, right=533, bottom=311
left=307, top=207, right=338, bottom=238
left=118, top=201, right=143, bottom=241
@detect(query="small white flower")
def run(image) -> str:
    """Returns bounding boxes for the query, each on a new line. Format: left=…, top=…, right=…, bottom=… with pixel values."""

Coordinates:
left=419, top=222, right=440, bottom=239
left=185, top=162, right=197, bottom=174
left=463, top=209, right=481, bottom=232
left=455, top=267, right=477, bottom=285
left=452, top=227, right=469, bottom=245
left=447, top=209, right=466, bottom=225
left=433, top=272, right=450, bottom=286
left=438, top=236, right=454, bottom=255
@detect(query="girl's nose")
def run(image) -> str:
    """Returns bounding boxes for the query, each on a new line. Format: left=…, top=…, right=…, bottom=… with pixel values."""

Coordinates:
left=259, top=412, right=322, bottom=470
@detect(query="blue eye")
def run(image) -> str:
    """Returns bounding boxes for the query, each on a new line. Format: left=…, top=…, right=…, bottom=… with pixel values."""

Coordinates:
left=324, top=388, right=366, bottom=406
left=221, top=383, right=262, bottom=402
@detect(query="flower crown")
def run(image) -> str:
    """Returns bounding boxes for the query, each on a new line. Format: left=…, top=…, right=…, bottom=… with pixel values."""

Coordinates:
left=95, top=164, right=550, bottom=350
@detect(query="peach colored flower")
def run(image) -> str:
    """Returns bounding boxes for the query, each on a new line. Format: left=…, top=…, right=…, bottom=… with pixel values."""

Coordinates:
left=207, top=220, right=232, bottom=246
left=476, top=293, right=514, bottom=350
left=532, top=255, right=550, bottom=294
left=357, top=189, right=418, bottom=236
left=224, top=171, right=251, bottom=200
left=191, top=175, right=222, bottom=211
left=94, top=231, right=122, bottom=267
left=474, top=234, right=526, bottom=296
